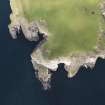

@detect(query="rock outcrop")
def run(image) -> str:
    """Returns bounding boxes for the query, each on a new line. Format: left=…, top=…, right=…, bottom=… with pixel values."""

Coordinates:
left=9, top=0, right=105, bottom=90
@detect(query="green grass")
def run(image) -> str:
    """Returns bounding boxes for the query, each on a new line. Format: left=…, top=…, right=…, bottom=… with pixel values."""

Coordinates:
left=20, top=0, right=101, bottom=59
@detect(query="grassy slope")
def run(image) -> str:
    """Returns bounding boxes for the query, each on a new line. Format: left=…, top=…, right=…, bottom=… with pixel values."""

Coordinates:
left=19, top=0, right=101, bottom=59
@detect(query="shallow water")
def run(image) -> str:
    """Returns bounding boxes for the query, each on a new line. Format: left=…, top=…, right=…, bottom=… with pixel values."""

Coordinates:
left=0, top=0, right=105, bottom=105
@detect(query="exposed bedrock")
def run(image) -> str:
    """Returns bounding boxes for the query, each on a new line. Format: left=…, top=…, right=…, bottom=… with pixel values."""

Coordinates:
left=9, top=18, right=40, bottom=41
left=9, top=16, right=105, bottom=90
left=8, top=0, right=105, bottom=90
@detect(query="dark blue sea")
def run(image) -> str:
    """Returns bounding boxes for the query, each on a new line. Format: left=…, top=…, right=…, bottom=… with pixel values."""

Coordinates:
left=0, top=0, right=105, bottom=105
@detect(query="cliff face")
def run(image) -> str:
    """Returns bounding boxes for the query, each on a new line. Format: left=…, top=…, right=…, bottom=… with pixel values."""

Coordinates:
left=9, top=0, right=105, bottom=90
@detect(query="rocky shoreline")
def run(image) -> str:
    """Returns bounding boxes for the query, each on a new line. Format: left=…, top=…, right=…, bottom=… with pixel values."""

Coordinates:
left=31, top=47, right=105, bottom=89
left=9, top=0, right=105, bottom=90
